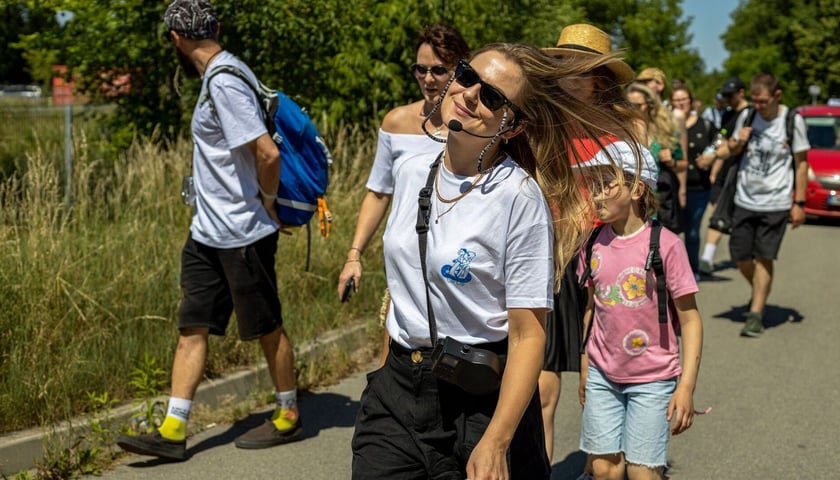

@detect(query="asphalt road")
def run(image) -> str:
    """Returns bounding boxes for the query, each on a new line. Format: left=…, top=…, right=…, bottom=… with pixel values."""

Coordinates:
left=90, top=217, right=840, bottom=480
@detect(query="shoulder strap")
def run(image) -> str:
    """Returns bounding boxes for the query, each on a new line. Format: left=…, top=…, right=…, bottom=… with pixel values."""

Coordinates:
left=203, top=64, right=275, bottom=119
left=744, top=106, right=758, bottom=127
left=416, top=153, right=443, bottom=345
left=578, top=224, right=606, bottom=289
left=578, top=224, right=605, bottom=353
left=644, top=220, right=668, bottom=325
left=785, top=107, right=798, bottom=156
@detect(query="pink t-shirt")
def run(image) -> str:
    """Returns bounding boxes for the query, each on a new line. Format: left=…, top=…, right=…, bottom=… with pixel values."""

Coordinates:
left=578, top=223, right=698, bottom=383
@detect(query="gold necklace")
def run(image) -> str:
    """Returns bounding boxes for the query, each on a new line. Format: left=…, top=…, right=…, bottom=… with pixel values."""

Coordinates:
left=434, top=163, right=485, bottom=223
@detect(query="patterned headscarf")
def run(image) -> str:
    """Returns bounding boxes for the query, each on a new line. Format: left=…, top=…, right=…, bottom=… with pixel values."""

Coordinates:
left=164, top=0, right=218, bottom=40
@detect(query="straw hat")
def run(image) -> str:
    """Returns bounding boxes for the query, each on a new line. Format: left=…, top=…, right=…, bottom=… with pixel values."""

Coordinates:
left=636, top=67, right=667, bottom=85
left=543, top=24, right=635, bottom=84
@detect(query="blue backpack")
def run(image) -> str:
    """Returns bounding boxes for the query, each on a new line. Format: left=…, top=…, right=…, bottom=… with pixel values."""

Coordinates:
left=204, top=65, right=333, bottom=235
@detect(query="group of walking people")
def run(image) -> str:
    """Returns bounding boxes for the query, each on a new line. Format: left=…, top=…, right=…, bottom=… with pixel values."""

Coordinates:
left=117, top=1, right=809, bottom=479
left=337, top=22, right=704, bottom=480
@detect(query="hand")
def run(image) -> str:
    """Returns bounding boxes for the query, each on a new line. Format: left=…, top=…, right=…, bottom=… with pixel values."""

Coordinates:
left=667, top=386, right=695, bottom=435
left=738, top=126, right=752, bottom=145
left=466, top=436, right=509, bottom=480
left=790, top=204, right=806, bottom=228
left=337, top=256, right=362, bottom=301
left=659, top=148, right=674, bottom=168
left=262, top=197, right=292, bottom=235
left=695, top=153, right=714, bottom=170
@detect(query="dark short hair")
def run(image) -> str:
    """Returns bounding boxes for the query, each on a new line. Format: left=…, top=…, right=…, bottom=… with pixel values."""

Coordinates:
left=751, top=73, right=780, bottom=95
left=415, top=24, right=470, bottom=67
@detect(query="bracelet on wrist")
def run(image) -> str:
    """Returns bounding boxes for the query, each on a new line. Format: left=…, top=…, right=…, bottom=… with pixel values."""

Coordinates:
left=349, top=246, right=363, bottom=255
left=345, top=258, right=361, bottom=264
left=259, top=185, right=277, bottom=201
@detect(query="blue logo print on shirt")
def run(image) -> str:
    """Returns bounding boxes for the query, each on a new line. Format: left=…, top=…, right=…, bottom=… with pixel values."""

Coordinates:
left=441, top=248, right=476, bottom=284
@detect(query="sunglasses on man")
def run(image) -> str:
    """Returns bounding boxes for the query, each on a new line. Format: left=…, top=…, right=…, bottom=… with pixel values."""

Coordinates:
left=454, top=59, right=523, bottom=117
left=410, top=63, right=449, bottom=79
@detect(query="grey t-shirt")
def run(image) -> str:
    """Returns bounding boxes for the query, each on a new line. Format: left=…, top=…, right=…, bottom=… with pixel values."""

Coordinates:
left=189, top=52, right=278, bottom=248
left=733, top=105, right=810, bottom=212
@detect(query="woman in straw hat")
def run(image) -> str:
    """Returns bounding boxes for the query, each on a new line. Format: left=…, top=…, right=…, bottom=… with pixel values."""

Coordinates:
left=538, top=23, right=652, bottom=463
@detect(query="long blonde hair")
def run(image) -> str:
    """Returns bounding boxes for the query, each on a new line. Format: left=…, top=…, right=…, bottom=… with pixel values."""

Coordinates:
left=473, top=43, right=646, bottom=288
left=626, top=81, right=676, bottom=150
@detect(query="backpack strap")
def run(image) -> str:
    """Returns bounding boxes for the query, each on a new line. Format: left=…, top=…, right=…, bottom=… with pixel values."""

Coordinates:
left=644, top=220, right=668, bottom=325
left=578, top=224, right=605, bottom=290
left=578, top=224, right=605, bottom=353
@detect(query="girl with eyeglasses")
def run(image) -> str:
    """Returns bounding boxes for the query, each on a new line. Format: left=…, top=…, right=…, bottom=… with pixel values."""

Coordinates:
left=336, top=24, right=469, bottom=361
left=351, top=43, right=646, bottom=480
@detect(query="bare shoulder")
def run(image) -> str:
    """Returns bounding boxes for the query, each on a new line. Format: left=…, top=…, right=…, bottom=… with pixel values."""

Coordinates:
left=381, top=100, right=425, bottom=135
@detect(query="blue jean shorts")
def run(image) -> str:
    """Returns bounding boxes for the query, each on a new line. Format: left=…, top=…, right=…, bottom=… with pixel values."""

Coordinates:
left=580, top=364, right=676, bottom=468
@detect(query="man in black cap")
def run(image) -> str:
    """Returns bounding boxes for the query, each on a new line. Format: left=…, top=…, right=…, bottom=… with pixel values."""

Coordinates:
left=698, top=76, right=751, bottom=275
left=116, top=0, right=302, bottom=461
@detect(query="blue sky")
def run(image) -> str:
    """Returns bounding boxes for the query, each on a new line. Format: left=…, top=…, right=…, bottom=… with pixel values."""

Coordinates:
left=681, top=0, right=740, bottom=72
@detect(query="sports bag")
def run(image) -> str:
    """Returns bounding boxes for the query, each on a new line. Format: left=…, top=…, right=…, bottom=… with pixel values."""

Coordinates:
left=204, top=65, right=333, bottom=234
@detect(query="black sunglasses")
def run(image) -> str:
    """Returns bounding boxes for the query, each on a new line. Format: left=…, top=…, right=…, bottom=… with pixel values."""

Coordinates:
left=454, top=59, right=523, bottom=117
left=410, top=63, right=449, bottom=79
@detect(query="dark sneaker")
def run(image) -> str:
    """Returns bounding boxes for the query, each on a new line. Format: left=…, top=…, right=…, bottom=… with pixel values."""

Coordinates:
left=234, top=418, right=303, bottom=449
left=116, top=431, right=186, bottom=461
left=741, top=313, right=764, bottom=337
left=698, top=259, right=714, bottom=276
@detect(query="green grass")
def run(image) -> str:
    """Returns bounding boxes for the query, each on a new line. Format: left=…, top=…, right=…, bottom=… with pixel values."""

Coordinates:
left=0, top=108, right=386, bottom=434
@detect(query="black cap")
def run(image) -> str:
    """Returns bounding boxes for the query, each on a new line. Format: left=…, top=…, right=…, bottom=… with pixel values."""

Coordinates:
left=720, top=77, right=746, bottom=95
left=164, top=0, right=218, bottom=40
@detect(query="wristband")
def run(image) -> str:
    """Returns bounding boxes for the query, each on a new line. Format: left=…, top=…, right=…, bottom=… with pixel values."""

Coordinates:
left=794, top=200, right=806, bottom=207
left=349, top=246, right=364, bottom=255
left=259, top=185, right=277, bottom=200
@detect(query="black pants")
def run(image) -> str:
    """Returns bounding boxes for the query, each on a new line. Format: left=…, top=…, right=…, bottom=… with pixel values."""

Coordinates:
left=351, top=342, right=550, bottom=479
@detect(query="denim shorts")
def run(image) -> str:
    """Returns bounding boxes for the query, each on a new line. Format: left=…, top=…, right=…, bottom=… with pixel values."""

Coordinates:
left=580, top=364, right=676, bottom=468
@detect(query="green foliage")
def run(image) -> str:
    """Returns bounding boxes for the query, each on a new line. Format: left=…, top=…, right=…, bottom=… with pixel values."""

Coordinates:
left=126, top=354, right=167, bottom=435
left=722, top=0, right=840, bottom=105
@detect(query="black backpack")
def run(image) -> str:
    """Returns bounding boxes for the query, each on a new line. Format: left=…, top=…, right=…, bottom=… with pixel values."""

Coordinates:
left=579, top=221, right=675, bottom=352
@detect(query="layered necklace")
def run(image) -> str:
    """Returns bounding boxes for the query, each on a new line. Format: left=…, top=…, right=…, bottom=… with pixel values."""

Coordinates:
left=422, top=104, right=444, bottom=137
left=434, top=151, right=498, bottom=223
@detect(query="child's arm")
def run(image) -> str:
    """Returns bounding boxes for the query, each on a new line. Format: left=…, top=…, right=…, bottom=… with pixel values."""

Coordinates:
left=578, top=286, right=595, bottom=407
left=669, top=293, right=703, bottom=435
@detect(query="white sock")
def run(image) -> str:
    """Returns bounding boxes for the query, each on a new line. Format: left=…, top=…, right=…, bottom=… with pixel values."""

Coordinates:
left=701, top=244, right=716, bottom=263
left=166, top=397, right=192, bottom=422
left=276, top=390, right=297, bottom=410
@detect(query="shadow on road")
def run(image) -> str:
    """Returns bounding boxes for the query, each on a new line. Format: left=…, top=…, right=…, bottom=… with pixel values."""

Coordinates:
left=122, top=391, right=360, bottom=466
left=550, top=450, right=586, bottom=480
left=712, top=302, right=804, bottom=329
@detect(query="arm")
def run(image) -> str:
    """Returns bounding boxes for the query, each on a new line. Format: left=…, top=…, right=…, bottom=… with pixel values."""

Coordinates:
left=790, top=150, right=809, bottom=228
left=668, top=294, right=703, bottom=435
left=579, top=286, right=595, bottom=407
left=336, top=190, right=392, bottom=300
left=709, top=142, right=730, bottom=184
left=466, top=307, right=547, bottom=480
left=246, top=133, right=282, bottom=227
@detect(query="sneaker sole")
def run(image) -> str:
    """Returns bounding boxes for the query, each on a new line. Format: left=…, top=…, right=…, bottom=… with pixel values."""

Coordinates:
left=740, top=329, right=763, bottom=337
left=234, top=422, right=304, bottom=449
left=117, top=437, right=186, bottom=461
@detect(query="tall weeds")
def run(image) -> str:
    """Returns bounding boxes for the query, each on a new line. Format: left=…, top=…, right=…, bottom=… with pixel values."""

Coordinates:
left=0, top=117, right=384, bottom=433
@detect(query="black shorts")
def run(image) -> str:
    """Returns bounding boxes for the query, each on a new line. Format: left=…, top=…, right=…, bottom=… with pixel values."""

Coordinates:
left=352, top=341, right=550, bottom=480
left=728, top=206, right=789, bottom=262
left=178, top=231, right=282, bottom=340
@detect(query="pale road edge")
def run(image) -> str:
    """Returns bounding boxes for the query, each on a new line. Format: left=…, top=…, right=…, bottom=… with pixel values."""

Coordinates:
left=0, top=321, right=371, bottom=475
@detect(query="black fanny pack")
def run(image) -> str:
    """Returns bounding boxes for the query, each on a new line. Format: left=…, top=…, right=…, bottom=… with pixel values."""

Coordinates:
left=431, top=337, right=505, bottom=396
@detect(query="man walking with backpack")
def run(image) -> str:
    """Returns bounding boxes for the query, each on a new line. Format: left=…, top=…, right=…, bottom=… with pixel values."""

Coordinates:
left=727, top=73, right=809, bottom=337
left=116, top=0, right=302, bottom=461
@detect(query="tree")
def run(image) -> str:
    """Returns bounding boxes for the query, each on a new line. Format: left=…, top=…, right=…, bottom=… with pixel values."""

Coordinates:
left=721, top=0, right=840, bottom=105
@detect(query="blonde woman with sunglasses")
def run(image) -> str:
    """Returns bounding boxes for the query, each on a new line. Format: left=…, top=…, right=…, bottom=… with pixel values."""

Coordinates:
left=351, top=43, right=647, bottom=480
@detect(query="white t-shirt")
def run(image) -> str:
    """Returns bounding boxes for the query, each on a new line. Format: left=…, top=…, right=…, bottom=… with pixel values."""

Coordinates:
left=365, top=130, right=444, bottom=194
left=189, top=52, right=278, bottom=248
left=733, top=105, right=810, bottom=212
left=383, top=153, right=555, bottom=349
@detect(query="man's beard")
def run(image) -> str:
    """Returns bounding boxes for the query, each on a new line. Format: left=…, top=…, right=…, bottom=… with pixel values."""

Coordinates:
left=176, top=49, right=200, bottom=79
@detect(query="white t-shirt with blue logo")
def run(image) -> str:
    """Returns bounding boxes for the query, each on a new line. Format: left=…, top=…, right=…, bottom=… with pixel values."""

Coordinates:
left=383, top=152, right=554, bottom=349
left=189, top=52, right=278, bottom=248
left=733, top=105, right=810, bottom=212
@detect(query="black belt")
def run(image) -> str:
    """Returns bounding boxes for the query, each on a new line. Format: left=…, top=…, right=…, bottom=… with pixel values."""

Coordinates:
left=389, top=338, right=508, bottom=364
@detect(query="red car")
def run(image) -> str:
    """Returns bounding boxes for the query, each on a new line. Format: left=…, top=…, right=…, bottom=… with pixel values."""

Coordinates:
left=798, top=104, right=840, bottom=218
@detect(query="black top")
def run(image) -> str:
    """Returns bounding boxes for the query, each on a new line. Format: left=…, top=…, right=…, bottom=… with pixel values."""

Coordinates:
left=686, top=117, right=717, bottom=191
